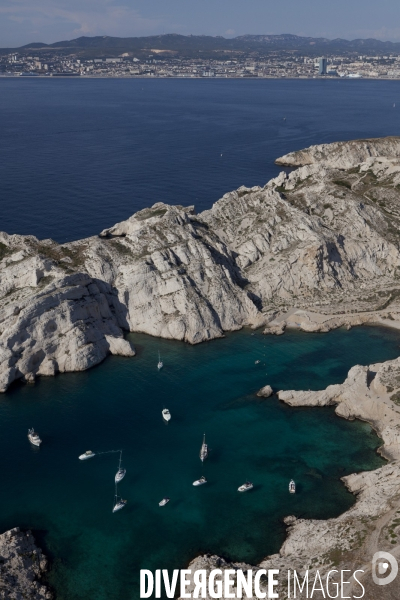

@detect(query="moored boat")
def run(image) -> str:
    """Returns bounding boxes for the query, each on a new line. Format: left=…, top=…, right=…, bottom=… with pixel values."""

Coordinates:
left=79, top=450, right=95, bottom=460
left=289, top=479, right=296, bottom=494
left=28, top=428, right=42, bottom=446
left=115, top=451, right=126, bottom=483
left=238, top=481, right=253, bottom=492
left=193, top=476, right=207, bottom=486
left=199, top=434, right=208, bottom=462
left=162, top=408, right=171, bottom=422
left=159, top=498, right=170, bottom=506
left=112, top=499, right=127, bottom=512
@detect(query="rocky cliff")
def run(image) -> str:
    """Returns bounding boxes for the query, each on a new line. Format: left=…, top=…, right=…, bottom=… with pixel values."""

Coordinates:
left=2, top=136, right=400, bottom=392
left=0, top=527, right=52, bottom=599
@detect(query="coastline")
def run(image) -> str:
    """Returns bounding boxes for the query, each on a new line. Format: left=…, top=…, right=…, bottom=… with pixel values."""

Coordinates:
left=182, top=353, right=400, bottom=598
left=3, top=135, right=400, bottom=596
left=1, top=74, right=399, bottom=80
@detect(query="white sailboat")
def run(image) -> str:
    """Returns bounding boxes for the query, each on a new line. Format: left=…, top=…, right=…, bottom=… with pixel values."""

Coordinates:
left=162, top=408, right=171, bottom=422
left=79, top=450, right=95, bottom=460
left=27, top=428, right=42, bottom=446
left=289, top=480, right=296, bottom=494
left=199, top=433, right=208, bottom=462
left=157, top=351, right=163, bottom=370
left=112, top=484, right=127, bottom=513
left=115, top=451, right=126, bottom=483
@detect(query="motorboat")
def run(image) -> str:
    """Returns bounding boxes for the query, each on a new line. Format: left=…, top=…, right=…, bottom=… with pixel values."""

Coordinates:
left=162, top=408, right=171, bottom=422
left=238, top=481, right=253, bottom=492
left=193, top=476, right=207, bottom=486
left=289, top=480, right=296, bottom=494
left=157, top=351, right=163, bottom=370
left=255, top=360, right=260, bottom=364
left=28, top=428, right=42, bottom=446
left=79, top=450, right=95, bottom=460
left=199, top=434, right=208, bottom=462
left=115, top=451, right=126, bottom=483
left=159, top=498, right=170, bottom=506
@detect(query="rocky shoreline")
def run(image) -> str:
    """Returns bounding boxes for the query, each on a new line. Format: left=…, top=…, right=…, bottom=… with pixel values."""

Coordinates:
left=0, top=527, right=52, bottom=599
left=2, top=136, right=400, bottom=392
left=182, top=357, right=400, bottom=598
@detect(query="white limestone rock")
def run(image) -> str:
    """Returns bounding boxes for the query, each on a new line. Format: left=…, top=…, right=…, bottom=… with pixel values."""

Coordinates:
left=275, top=136, right=400, bottom=169
left=257, top=384, right=273, bottom=397
left=0, top=527, right=52, bottom=599
left=3, top=137, right=400, bottom=391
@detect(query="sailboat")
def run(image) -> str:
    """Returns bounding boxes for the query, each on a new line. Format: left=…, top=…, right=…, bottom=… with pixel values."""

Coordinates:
left=157, top=351, right=163, bottom=370
left=112, top=484, right=127, bottom=513
left=115, top=451, right=126, bottom=483
left=199, top=433, right=208, bottom=462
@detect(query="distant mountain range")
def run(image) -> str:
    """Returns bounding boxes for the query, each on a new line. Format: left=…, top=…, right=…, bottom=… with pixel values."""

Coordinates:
left=2, top=33, right=400, bottom=58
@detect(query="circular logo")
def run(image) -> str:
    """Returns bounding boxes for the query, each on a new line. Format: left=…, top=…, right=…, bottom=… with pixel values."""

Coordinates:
left=372, top=552, right=398, bottom=586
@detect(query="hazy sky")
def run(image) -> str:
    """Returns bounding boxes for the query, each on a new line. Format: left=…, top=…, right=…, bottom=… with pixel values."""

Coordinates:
left=1, top=0, right=400, bottom=47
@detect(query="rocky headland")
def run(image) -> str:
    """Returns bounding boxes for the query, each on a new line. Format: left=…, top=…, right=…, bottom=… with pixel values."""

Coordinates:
left=2, top=136, right=400, bottom=392
left=0, top=527, right=52, bottom=599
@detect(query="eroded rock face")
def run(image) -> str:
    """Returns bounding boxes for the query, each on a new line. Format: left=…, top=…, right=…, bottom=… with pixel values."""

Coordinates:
left=3, top=137, right=400, bottom=391
left=0, top=234, right=135, bottom=392
left=0, top=527, right=52, bottom=599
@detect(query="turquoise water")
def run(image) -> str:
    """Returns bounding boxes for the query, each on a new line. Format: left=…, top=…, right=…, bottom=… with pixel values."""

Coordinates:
left=0, top=326, right=398, bottom=599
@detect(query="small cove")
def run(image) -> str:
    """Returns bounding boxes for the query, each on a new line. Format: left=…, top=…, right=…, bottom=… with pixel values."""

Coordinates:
left=0, top=325, right=399, bottom=599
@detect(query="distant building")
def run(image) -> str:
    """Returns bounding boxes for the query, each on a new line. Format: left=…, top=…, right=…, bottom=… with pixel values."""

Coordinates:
left=319, top=58, right=328, bottom=75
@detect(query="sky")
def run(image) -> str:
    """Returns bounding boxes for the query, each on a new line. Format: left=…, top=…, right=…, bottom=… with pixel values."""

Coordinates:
left=1, top=0, right=400, bottom=48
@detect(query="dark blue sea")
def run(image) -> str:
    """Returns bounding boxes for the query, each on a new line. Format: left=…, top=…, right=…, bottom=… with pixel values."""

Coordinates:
left=0, top=79, right=399, bottom=242
left=1, top=79, right=400, bottom=600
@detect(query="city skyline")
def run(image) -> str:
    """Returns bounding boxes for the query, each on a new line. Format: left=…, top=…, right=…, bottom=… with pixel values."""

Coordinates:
left=1, top=0, right=400, bottom=48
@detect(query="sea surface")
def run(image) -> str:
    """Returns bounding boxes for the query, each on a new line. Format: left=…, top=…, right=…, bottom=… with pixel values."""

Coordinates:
left=1, top=79, right=400, bottom=599
left=1, top=326, right=400, bottom=599
left=0, top=78, right=399, bottom=243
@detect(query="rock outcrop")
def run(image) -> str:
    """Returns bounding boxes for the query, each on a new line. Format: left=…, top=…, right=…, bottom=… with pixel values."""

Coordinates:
left=0, top=527, right=52, bottom=599
left=3, top=136, right=400, bottom=391
left=256, top=384, right=273, bottom=397
left=275, top=136, right=400, bottom=169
